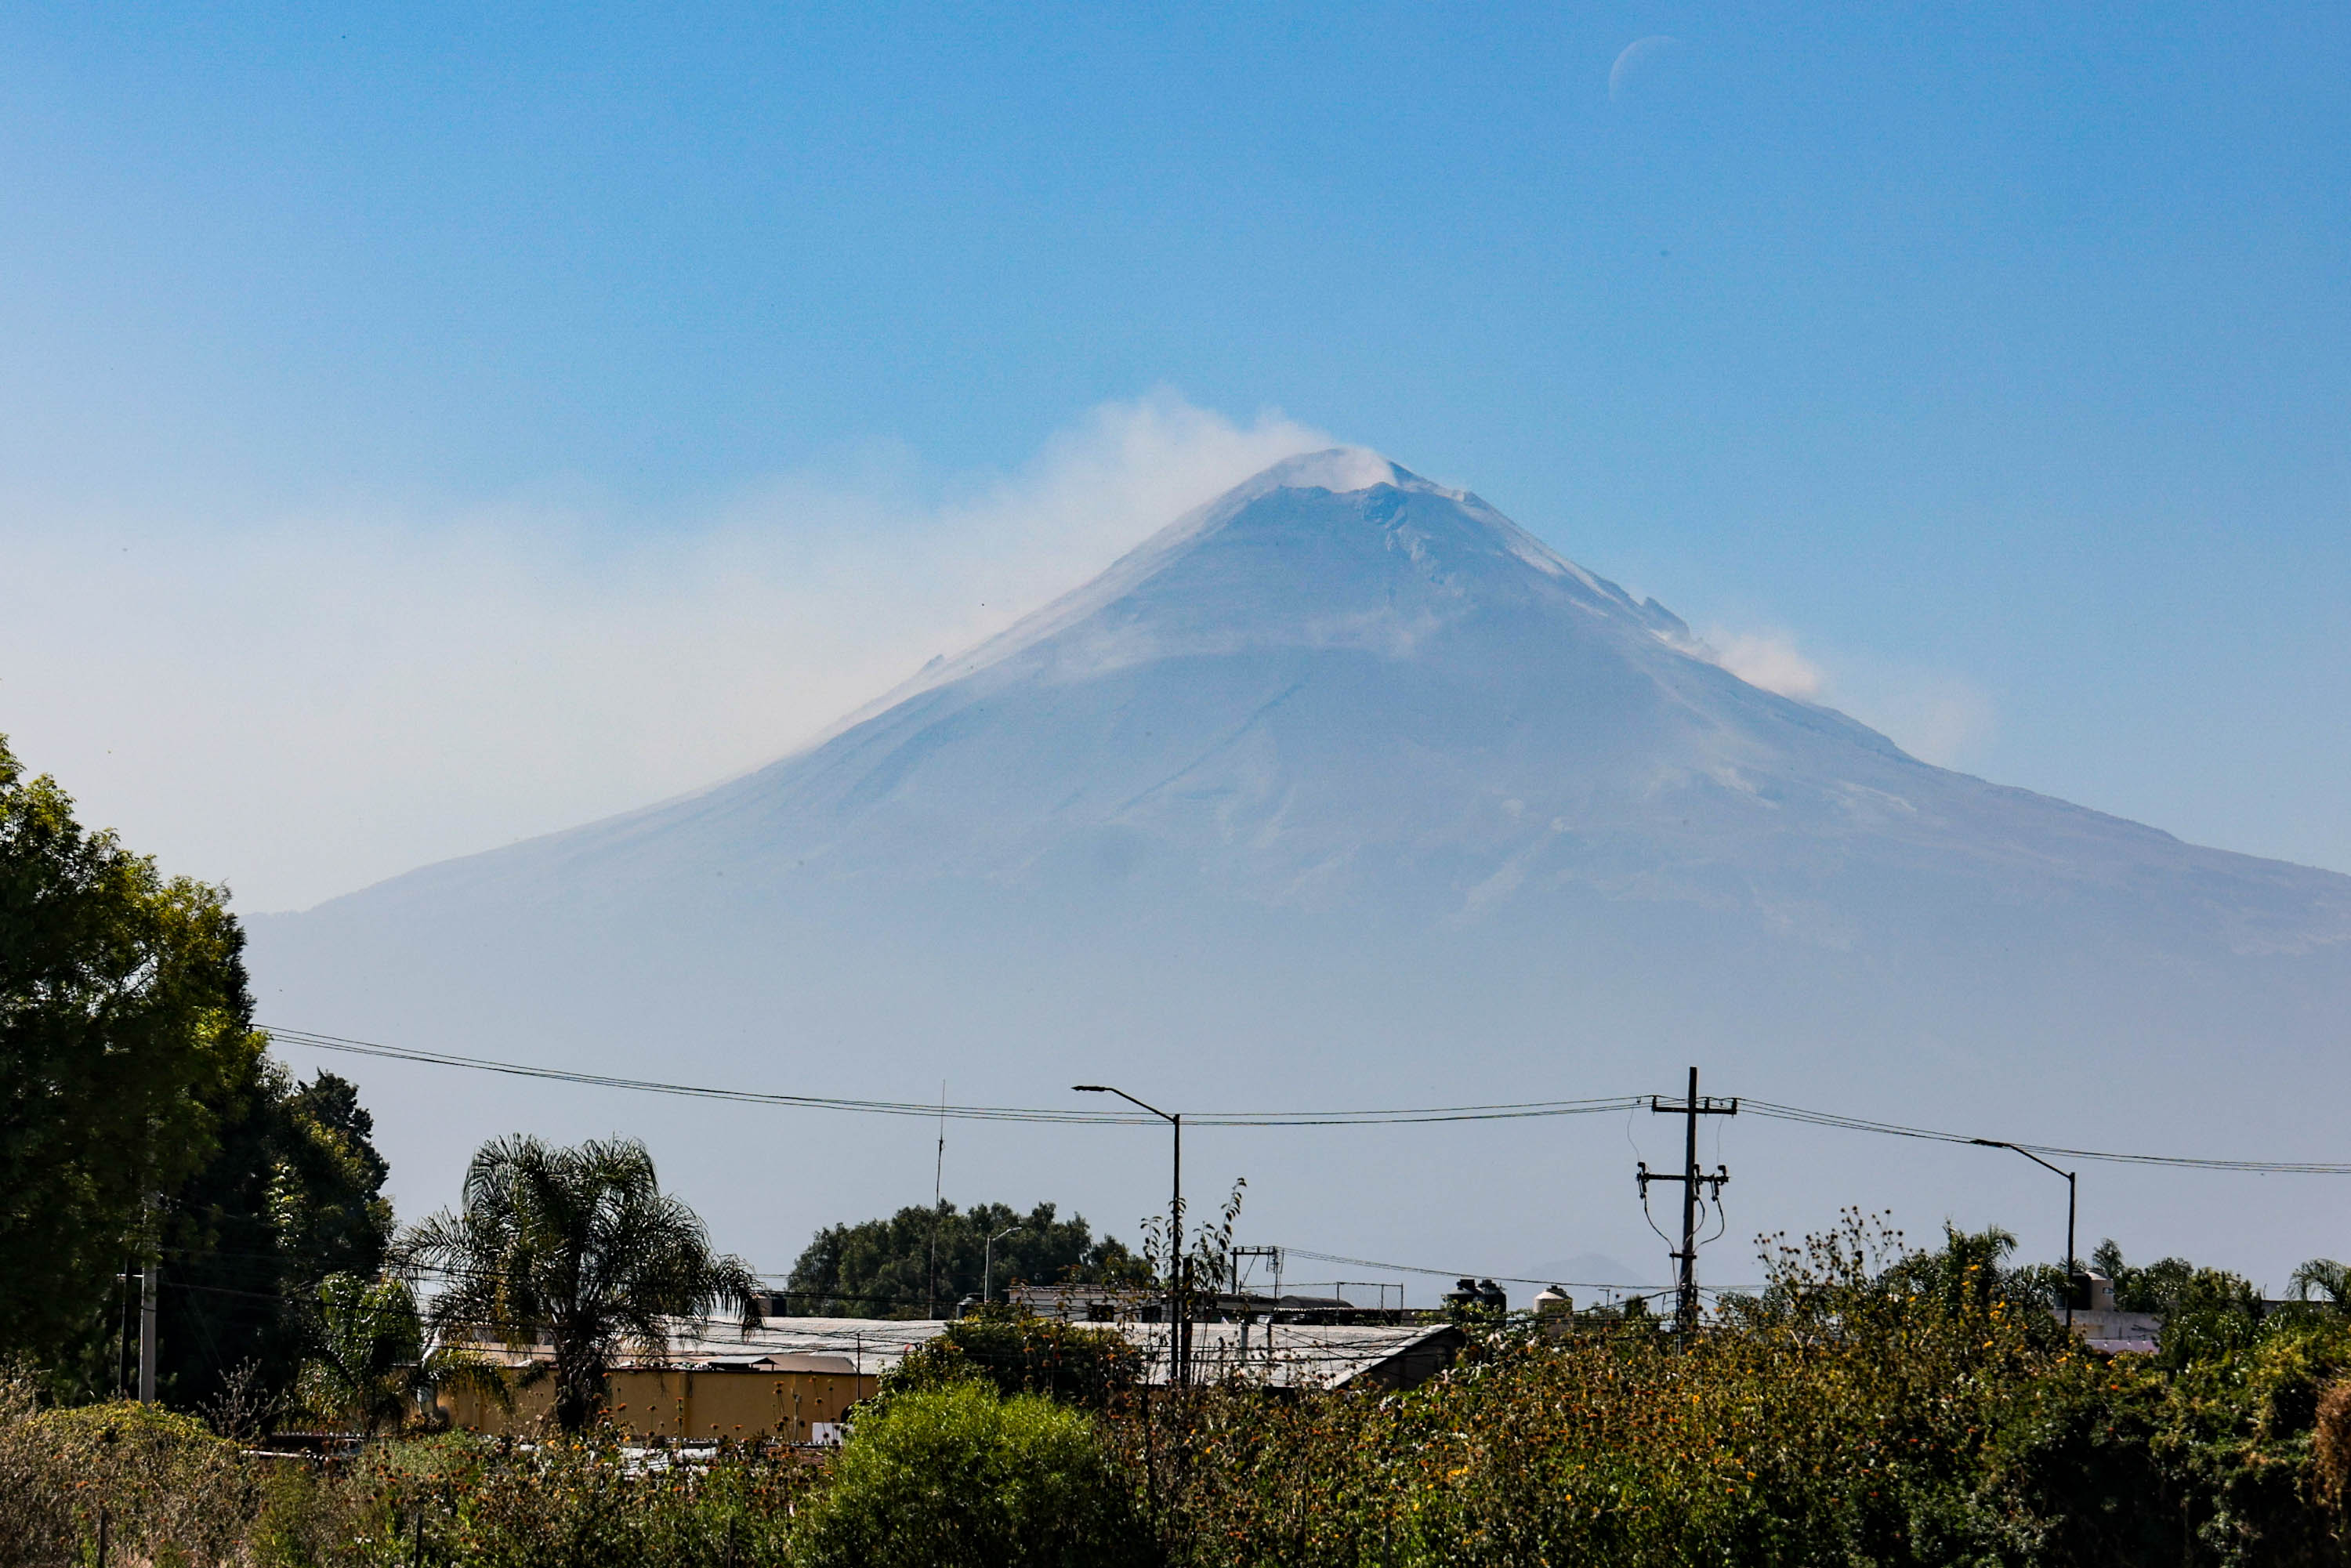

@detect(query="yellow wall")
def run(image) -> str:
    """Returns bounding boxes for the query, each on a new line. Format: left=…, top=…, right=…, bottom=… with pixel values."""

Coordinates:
left=441, top=1367, right=876, bottom=1441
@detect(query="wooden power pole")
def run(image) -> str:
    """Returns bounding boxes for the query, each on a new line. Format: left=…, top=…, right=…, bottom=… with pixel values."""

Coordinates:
left=1639, top=1066, right=1737, bottom=1337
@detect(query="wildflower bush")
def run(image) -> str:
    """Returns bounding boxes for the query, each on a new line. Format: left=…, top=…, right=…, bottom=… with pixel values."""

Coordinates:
left=264, top=1430, right=819, bottom=1568
left=0, top=1367, right=263, bottom=1568
left=1139, top=1214, right=2351, bottom=1567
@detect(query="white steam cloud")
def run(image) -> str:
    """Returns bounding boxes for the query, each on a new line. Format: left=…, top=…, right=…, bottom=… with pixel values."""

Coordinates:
left=1697, top=625, right=1994, bottom=770
left=0, top=392, right=1328, bottom=911
left=1705, top=631, right=1825, bottom=701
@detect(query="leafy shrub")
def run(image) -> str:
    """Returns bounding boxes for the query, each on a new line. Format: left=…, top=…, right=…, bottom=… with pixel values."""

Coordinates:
left=2317, top=1379, right=2351, bottom=1515
left=7, top=1383, right=260, bottom=1567
left=0, top=1370, right=74, bottom=1568
left=261, top=1430, right=817, bottom=1568
left=794, top=1382, right=1153, bottom=1568
left=1148, top=1215, right=2351, bottom=1568
left=10, top=1216, right=2351, bottom=1568
left=882, top=1310, right=1143, bottom=1410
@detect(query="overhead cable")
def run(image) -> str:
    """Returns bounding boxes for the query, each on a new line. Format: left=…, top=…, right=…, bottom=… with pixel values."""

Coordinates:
left=1741, top=1100, right=2351, bottom=1175
left=264, top=1027, right=1643, bottom=1126
left=265, top=1027, right=2351, bottom=1172
left=1278, top=1247, right=1743, bottom=1295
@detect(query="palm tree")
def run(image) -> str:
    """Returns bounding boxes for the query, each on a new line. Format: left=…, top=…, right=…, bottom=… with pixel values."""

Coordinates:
left=294, top=1271, right=505, bottom=1435
left=295, top=1272, right=424, bottom=1434
left=1881, top=1223, right=2022, bottom=1315
left=403, top=1135, right=759, bottom=1431
left=2291, top=1258, right=2350, bottom=1311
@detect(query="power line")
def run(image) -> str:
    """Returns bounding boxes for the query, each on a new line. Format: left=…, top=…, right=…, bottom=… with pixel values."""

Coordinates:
left=1277, top=1248, right=1741, bottom=1296
left=268, top=1028, right=1131, bottom=1122
left=263, top=1027, right=1643, bottom=1126
left=1741, top=1100, right=2351, bottom=1175
left=265, top=1026, right=2351, bottom=1173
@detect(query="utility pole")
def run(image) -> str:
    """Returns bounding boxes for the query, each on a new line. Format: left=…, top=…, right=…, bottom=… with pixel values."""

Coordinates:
left=118, top=1260, right=138, bottom=1398
left=928, top=1083, right=946, bottom=1319
left=1231, top=1245, right=1283, bottom=1302
left=138, top=1262, right=158, bottom=1403
left=1639, top=1066, right=1737, bottom=1338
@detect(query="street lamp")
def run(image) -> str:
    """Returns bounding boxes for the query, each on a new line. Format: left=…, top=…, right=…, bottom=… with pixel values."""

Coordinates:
left=985, top=1223, right=1021, bottom=1307
left=1970, top=1139, right=2079, bottom=1330
left=1074, top=1084, right=1183, bottom=1384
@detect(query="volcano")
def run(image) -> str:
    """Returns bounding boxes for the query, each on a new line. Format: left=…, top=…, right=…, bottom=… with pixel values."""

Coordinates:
left=250, top=451, right=2351, bottom=1287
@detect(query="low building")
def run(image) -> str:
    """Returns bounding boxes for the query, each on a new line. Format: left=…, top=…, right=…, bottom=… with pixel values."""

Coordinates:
left=440, top=1348, right=876, bottom=1442
left=2054, top=1273, right=2162, bottom=1355
left=437, top=1309, right=1464, bottom=1435
left=1137, top=1318, right=1465, bottom=1391
left=1011, top=1282, right=1381, bottom=1324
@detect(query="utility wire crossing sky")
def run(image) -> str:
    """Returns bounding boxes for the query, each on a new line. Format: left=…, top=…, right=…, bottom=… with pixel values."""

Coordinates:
left=267, top=1029, right=2351, bottom=1177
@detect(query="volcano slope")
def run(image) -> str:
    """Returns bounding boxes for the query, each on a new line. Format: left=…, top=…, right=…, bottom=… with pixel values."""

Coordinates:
left=251, top=451, right=2351, bottom=1284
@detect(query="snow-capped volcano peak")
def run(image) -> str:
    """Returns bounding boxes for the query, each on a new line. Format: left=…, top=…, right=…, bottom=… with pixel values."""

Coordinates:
left=255, top=446, right=2351, bottom=1290
left=1246, top=445, right=1407, bottom=496
left=267, top=448, right=2351, bottom=974
left=947, top=450, right=1653, bottom=668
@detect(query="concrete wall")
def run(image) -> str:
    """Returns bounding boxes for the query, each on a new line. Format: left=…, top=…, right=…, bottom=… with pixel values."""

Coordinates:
left=441, top=1367, right=876, bottom=1440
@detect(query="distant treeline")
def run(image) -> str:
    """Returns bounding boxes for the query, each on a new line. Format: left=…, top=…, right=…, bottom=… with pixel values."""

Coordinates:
left=778, top=1200, right=1150, bottom=1318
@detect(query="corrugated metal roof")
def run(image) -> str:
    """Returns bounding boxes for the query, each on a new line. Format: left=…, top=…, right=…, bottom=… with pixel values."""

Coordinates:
left=471, top=1314, right=1464, bottom=1390
left=1121, top=1319, right=1465, bottom=1389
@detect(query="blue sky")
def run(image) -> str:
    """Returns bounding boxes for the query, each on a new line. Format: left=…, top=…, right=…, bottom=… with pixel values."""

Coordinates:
left=3, top=2, right=2347, bottom=906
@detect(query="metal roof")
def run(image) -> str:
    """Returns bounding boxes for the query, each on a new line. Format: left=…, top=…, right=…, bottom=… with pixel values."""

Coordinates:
left=480, top=1314, right=1464, bottom=1390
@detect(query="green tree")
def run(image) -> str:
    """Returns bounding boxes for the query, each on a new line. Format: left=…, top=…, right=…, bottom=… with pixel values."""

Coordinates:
left=285, top=1269, right=505, bottom=1437
left=785, top=1200, right=1145, bottom=1319
left=158, top=1065, right=394, bottom=1414
left=882, top=1309, right=1145, bottom=1410
left=2291, top=1258, right=2350, bottom=1312
left=291, top=1272, right=425, bottom=1435
left=794, top=1381, right=1152, bottom=1568
left=1878, top=1222, right=2068, bottom=1324
left=0, top=734, right=263, bottom=1385
left=403, top=1135, right=759, bottom=1431
left=2092, top=1240, right=2266, bottom=1368
left=1140, top=1177, right=1246, bottom=1315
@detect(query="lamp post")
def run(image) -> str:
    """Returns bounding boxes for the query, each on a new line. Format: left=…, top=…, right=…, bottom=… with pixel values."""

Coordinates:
left=1074, top=1084, right=1183, bottom=1385
left=984, top=1223, right=1021, bottom=1307
left=1969, top=1138, right=2079, bottom=1330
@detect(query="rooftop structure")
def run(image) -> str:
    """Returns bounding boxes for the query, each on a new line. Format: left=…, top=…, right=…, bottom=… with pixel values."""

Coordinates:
left=446, top=1309, right=1465, bottom=1411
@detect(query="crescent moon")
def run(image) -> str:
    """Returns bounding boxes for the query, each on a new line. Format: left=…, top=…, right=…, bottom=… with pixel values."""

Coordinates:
left=1609, top=35, right=1680, bottom=100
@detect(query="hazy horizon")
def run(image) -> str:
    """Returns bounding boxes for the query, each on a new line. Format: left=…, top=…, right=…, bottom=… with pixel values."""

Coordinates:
left=245, top=458, right=2351, bottom=1298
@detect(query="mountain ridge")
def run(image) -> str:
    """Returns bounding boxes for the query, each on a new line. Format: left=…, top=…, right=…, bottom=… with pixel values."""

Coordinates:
left=251, top=452, right=2351, bottom=1285
left=306, top=449, right=2344, bottom=960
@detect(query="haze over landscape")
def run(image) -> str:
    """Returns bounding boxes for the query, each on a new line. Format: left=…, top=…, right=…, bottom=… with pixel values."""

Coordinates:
left=252, top=451, right=2351, bottom=1291
left=6, top=1, right=2347, bottom=1305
